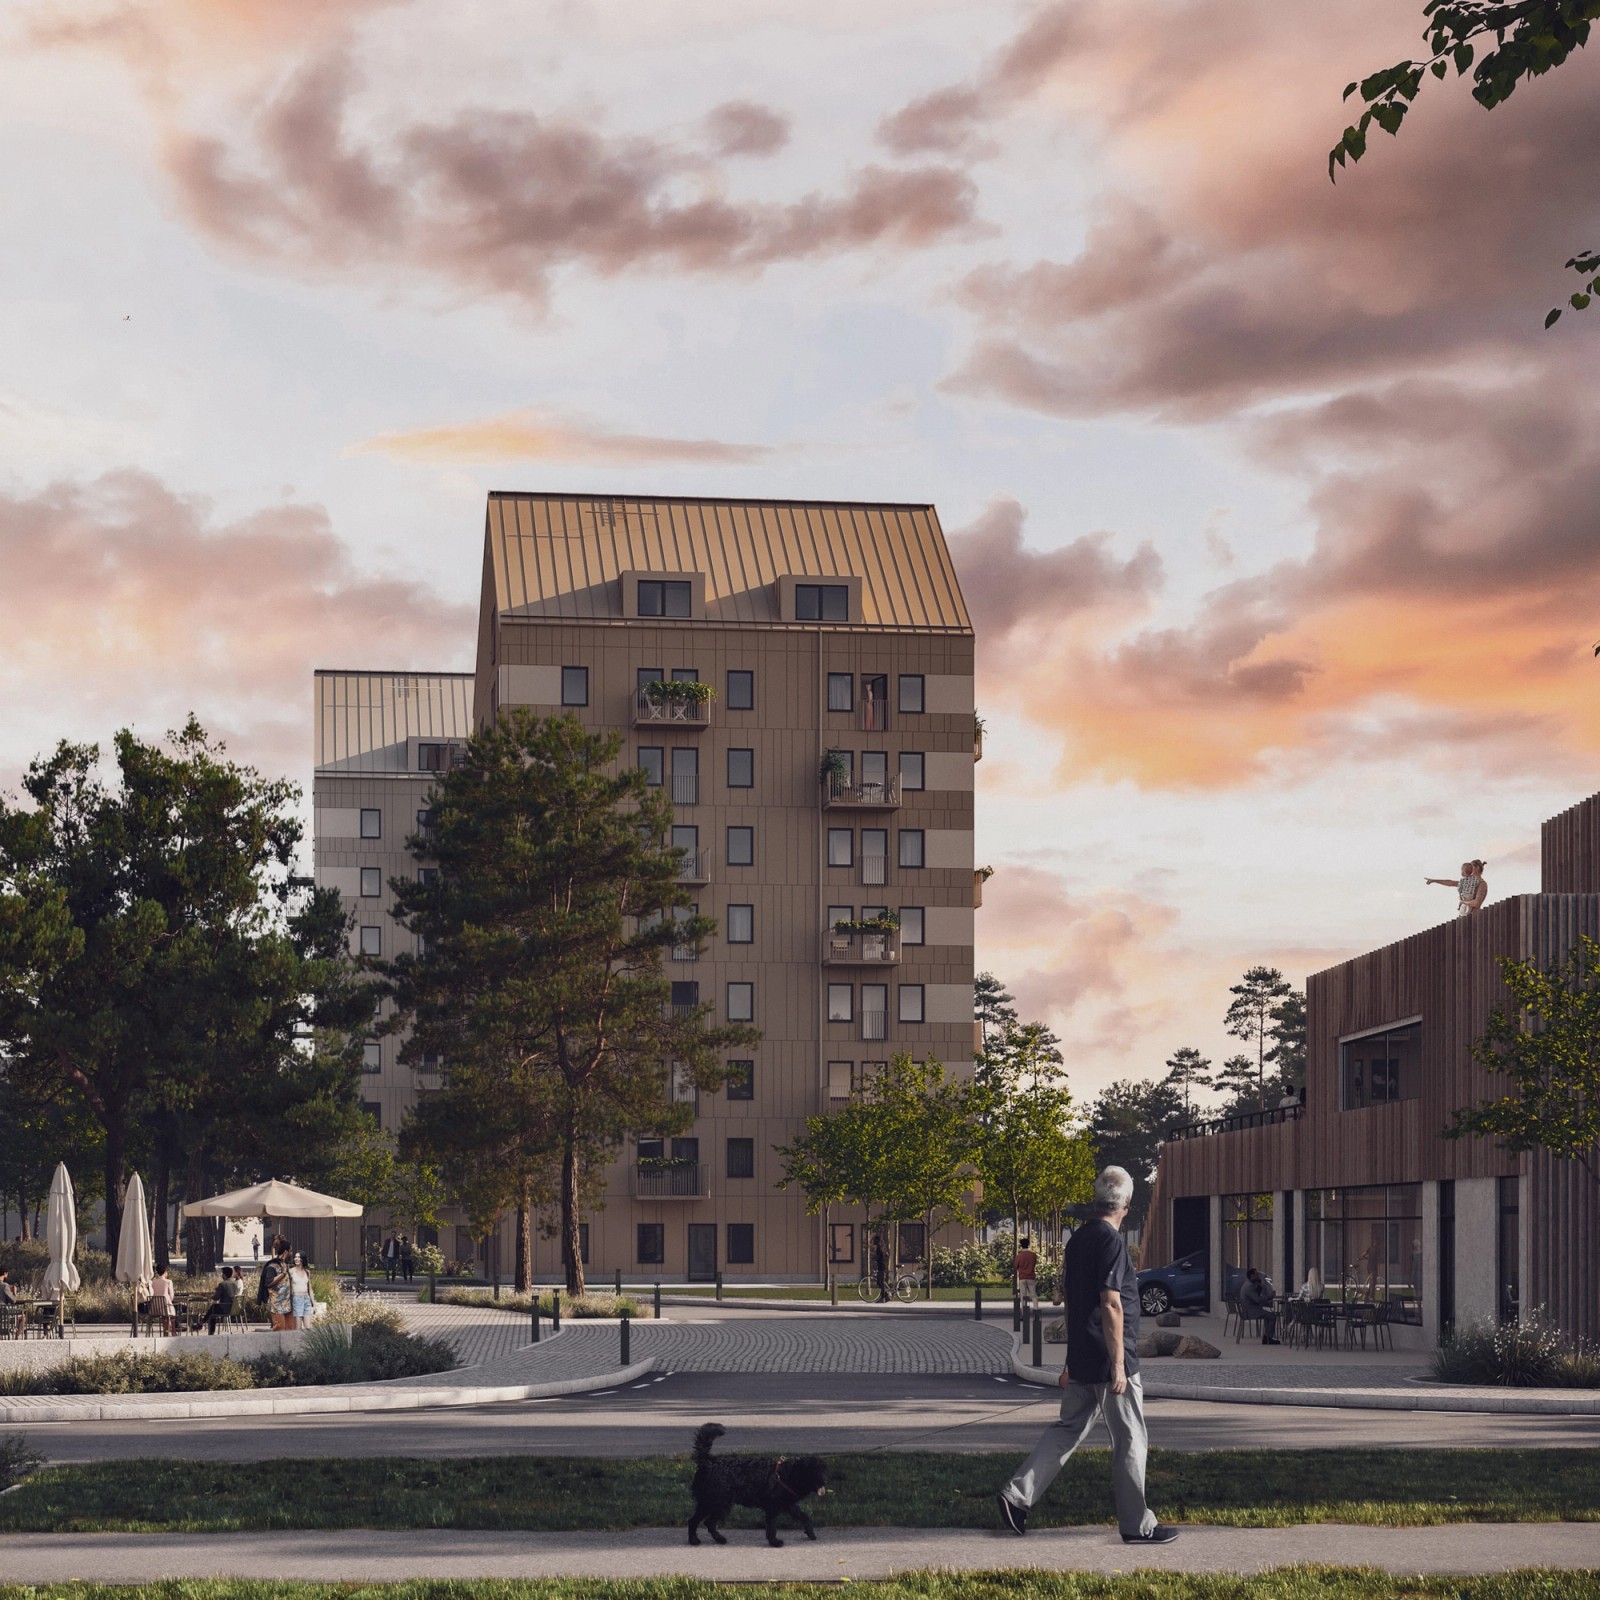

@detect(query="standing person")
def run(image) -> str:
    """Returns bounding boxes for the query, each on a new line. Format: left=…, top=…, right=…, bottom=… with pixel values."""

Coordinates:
left=286, top=1251, right=314, bottom=1329
left=1425, top=860, right=1487, bottom=916
left=383, top=1233, right=399, bottom=1282
left=872, top=1231, right=890, bottom=1303
left=1014, top=1236, right=1039, bottom=1310
left=400, top=1235, right=415, bottom=1284
left=252, top=1235, right=261, bottom=1265
left=997, top=1167, right=1177, bottom=1545
left=264, top=1247, right=293, bottom=1331
left=1240, top=1266, right=1280, bottom=1345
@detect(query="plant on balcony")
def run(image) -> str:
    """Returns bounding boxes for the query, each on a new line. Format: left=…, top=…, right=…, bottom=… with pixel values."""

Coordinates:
left=833, top=913, right=900, bottom=935
left=638, top=1154, right=696, bottom=1170
left=974, top=711, right=986, bottom=736
left=977, top=865, right=994, bottom=881
left=643, top=679, right=716, bottom=707
left=819, top=750, right=851, bottom=788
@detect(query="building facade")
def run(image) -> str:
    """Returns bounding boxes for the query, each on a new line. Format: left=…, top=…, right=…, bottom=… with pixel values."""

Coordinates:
left=312, top=492, right=979, bottom=1283
left=1144, top=791, right=1600, bottom=1347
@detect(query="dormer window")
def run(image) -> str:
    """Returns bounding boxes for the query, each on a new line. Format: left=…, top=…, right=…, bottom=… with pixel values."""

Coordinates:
left=639, top=579, right=693, bottom=618
left=796, top=583, right=849, bottom=622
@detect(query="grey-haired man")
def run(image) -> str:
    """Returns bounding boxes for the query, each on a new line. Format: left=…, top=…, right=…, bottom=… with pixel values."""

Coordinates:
left=998, top=1165, right=1178, bottom=1545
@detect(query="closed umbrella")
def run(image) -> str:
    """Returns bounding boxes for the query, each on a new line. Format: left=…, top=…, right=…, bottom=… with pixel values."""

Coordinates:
left=115, top=1172, right=154, bottom=1341
left=42, top=1163, right=80, bottom=1300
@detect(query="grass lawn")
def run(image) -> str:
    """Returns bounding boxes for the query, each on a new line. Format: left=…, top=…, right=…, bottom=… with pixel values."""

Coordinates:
left=0, top=1574, right=1597, bottom=1600
left=4, top=1449, right=1599, bottom=1535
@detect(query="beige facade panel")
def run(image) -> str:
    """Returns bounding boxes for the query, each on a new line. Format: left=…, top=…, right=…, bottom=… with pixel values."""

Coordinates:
left=925, top=674, right=975, bottom=715
left=486, top=494, right=973, bottom=633
left=926, top=983, right=977, bottom=1025
left=316, top=807, right=362, bottom=839
left=924, top=829, right=975, bottom=870
left=924, top=752, right=975, bottom=792
left=924, top=905, right=975, bottom=946
left=497, top=663, right=564, bottom=705
left=317, top=864, right=362, bottom=898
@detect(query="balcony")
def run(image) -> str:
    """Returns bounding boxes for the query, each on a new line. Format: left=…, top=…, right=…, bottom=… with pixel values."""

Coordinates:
left=630, top=1161, right=708, bottom=1199
left=822, top=775, right=901, bottom=811
left=634, top=685, right=712, bottom=729
left=676, top=848, right=711, bottom=884
left=822, top=929, right=899, bottom=966
left=861, top=1008, right=887, bottom=1041
left=1165, top=1101, right=1305, bottom=1142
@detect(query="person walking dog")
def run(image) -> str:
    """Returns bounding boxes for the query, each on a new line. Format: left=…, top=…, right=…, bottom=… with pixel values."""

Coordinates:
left=998, top=1166, right=1177, bottom=1545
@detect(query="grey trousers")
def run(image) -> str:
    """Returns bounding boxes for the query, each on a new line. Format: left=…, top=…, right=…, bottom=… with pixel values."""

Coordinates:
left=1001, top=1373, right=1157, bottom=1538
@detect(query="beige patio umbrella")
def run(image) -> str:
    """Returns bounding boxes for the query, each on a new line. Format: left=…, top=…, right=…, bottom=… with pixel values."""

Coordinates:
left=42, top=1163, right=80, bottom=1298
left=183, top=1179, right=363, bottom=1271
left=114, top=1172, right=154, bottom=1341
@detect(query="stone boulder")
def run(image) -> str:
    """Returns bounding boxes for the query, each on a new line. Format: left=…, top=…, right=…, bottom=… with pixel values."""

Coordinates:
left=1172, top=1336, right=1221, bottom=1359
left=1135, top=1330, right=1182, bottom=1358
left=1155, top=1312, right=1183, bottom=1328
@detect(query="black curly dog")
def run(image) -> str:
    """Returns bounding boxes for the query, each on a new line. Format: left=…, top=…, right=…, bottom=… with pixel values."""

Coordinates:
left=687, top=1422, right=829, bottom=1548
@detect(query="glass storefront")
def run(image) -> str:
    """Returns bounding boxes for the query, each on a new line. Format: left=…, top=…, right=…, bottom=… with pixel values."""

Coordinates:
left=1222, top=1193, right=1274, bottom=1286
left=1303, top=1184, right=1423, bottom=1319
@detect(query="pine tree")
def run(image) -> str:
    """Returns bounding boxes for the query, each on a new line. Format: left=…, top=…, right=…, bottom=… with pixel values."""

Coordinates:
left=1162, top=1046, right=1213, bottom=1121
left=1224, top=966, right=1293, bottom=1111
left=974, top=972, right=1018, bottom=1051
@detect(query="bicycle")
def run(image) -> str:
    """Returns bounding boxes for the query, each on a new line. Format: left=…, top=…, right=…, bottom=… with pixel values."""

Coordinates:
left=856, top=1268, right=923, bottom=1303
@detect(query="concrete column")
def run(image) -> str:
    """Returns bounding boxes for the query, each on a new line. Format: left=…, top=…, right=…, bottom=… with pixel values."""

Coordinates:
left=1456, top=1177, right=1498, bottom=1326
left=1208, top=1194, right=1224, bottom=1312
left=1420, top=1180, right=1439, bottom=1346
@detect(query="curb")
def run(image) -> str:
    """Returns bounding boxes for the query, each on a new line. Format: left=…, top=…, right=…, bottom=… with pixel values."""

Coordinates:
left=1007, top=1334, right=1600, bottom=1414
left=0, top=1346, right=658, bottom=1424
left=659, top=1294, right=986, bottom=1315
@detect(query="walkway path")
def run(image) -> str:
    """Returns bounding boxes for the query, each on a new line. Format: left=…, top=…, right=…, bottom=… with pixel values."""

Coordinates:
left=1, top=1523, right=1596, bottom=1582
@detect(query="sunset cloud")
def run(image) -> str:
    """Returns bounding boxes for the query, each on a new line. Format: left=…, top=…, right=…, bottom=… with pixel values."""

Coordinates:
left=351, top=409, right=774, bottom=467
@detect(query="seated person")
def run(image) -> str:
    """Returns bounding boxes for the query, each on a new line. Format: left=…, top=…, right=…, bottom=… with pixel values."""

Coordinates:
left=0, top=1268, right=17, bottom=1306
left=1240, top=1265, right=1280, bottom=1345
left=205, top=1266, right=243, bottom=1333
left=147, top=1265, right=177, bottom=1335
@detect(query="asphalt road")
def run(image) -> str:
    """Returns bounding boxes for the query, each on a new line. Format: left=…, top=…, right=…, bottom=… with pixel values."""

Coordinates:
left=17, top=1371, right=1600, bottom=1463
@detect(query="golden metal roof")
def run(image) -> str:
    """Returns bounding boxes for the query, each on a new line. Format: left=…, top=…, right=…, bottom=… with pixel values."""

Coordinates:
left=314, top=670, right=475, bottom=773
left=484, top=493, right=972, bottom=632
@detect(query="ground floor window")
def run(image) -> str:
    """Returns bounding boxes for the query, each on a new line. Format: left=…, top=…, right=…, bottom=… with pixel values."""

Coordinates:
left=727, top=1223, right=755, bottom=1264
left=1221, top=1193, right=1273, bottom=1285
left=1498, top=1176, right=1520, bottom=1324
left=897, top=1222, right=926, bottom=1264
left=637, top=1223, right=665, bottom=1265
left=829, top=1222, right=855, bottom=1264
left=1303, top=1184, right=1422, bottom=1316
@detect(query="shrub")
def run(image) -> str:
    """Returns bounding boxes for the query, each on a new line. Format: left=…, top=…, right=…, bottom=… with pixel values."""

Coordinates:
left=435, top=1287, right=637, bottom=1318
left=350, top=1324, right=456, bottom=1380
left=44, top=1351, right=257, bottom=1395
left=1431, top=1312, right=1592, bottom=1387
left=0, top=1435, right=44, bottom=1491
left=415, top=1243, right=446, bottom=1277
left=321, top=1296, right=403, bottom=1333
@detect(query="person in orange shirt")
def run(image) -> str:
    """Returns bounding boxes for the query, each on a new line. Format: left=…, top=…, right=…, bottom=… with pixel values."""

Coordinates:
left=1014, top=1236, right=1039, bottom=1309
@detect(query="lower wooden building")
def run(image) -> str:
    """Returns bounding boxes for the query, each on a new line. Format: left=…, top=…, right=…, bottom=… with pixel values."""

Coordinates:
left=1144, top=791, right=1600, bottom=1347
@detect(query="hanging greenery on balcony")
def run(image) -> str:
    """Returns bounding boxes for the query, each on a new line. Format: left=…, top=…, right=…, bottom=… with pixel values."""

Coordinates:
left=643, top=679, right=716, bottom=706
left=819, top=750, right=851, bottom=785
left=833, top=913, right=900, bottom=935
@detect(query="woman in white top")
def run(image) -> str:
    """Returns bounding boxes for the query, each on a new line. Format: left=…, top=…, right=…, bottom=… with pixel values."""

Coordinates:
left=287, top=1252, right=314, bottom=1329
left=1426, top=860, right=1486, bottom=915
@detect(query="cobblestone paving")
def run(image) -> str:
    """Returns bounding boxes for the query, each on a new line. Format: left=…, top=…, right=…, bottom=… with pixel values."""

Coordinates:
left=391, top=1301, right=544, bottom=1368
left=571, top=1314, right=1015, bottom=1374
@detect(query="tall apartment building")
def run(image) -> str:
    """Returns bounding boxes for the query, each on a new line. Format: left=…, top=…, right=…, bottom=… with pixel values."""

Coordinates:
left=313, top=491, right=979, bottom=1283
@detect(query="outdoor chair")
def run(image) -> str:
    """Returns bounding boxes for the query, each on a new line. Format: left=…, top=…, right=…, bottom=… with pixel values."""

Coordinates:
left=1221, top=1294, right=1241, bottom=1340
left=1345, top=1301, right=1377, bottom=1350
left=1234, top=1299, right=1266, bottom=1343
left=1371, top=1299, right=1395, bottom=1351
left=1281, top=1298, right=1307, bottom=1349
left=1308, top=1299, right=1338, bottom=1351
left=0, top=1305, right=23, bottom=1340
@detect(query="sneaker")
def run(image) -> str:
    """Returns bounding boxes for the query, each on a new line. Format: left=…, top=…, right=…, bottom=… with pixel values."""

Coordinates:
left=997, top=1495, right=1027, bottom=1535
left=1262, top=1337, right=1282, bottom=1346
left=1122, top=1525, right=1179, bottom=1545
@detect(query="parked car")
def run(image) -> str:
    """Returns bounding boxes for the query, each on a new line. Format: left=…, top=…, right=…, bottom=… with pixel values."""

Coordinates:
left=1135, top=1252, right=1244, bottom=1315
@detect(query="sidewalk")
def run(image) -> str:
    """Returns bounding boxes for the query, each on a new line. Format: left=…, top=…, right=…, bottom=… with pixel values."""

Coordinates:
left=1, top=1524, right=1596, bottom=1582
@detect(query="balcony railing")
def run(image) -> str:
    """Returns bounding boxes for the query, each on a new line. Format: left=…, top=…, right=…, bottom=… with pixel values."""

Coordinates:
left=1166, top=1101, right=1305, bottom=1141
left=861, top=853, right=886, bottom=886
left=823, top=775, right=901, bottom=810
left=671, top=774, right=699, bottom=806
left=634, top=687, right=712, bottom=728
left=861, top=1008, right=887, bottom=1041
left=676, top=848, right=710, bottom=883
left=822, top=930, right=899, bottom=966
left=630, top=1161, right=708, bottom=1199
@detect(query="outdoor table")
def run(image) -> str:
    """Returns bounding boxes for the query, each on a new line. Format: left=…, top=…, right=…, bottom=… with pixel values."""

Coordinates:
left=20, top=1299, right=63, bottom=1339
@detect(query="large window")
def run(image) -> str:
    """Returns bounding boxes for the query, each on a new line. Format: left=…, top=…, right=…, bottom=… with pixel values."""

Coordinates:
left=1498, top=1176, right=1520, bottom=1324
left=1222, top=1193, right=1273, bottom=1289
left=797, top=583, right=849, bottom=622
left=561, top=666, right=589, bottom=706
left=1340, top=1019, right=1421, bottom=1109
left=1303, top=1184, right=1423, bottom=1317
left=362, top=1041, right=382, bottom=1074
left=638, top=579, right=692, bottom=617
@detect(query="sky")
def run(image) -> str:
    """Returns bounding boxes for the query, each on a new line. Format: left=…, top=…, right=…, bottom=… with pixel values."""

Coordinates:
left=3, top=0, right=1598, bottom=1106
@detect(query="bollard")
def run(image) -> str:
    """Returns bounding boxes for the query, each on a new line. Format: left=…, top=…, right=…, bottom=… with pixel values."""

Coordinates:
left=615, top=1268, right=622, bottom=1295
left=974, top=1286, right=983, bottom=1321
left=1012, top=1289, right=1021, bottom=1332
left=830, top=1275, right=837, bottom=1307
left=552, top=1294, right=561, bottom=1333
left=715, top=1270, right=723, bottom=1303
left=531, top=1297, right=541, bottom=1343
left=654, top=1280, right=662, bottom=1320
left=1032, top=1304, right=1043, bottom=1368
left=620, top=1311, right=631, bottom=1367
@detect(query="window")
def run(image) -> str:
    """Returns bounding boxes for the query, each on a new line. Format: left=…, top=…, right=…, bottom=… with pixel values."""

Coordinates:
left=862, top=674, right=889, bottom=731
left=361, top=1100, right=382, bottom=1127
left=360, top=808, right=382, bottom=839
left=827, top=673, right=854, bottom=713
left=1340, top=1020, right=1421, bottom=1109
left=638, top=1137, right=664, bottom=1162
left=828, top=828, right=854, bottom=868
left=898, top=674, right=925, bottom=714
left=637, top=1224, right=665, bottom=1265
left=418, top=742, right=447, bottom=771
left=671, top=667, right=699, bottom=684
left=561, top=666, right=589, bottom=706
left=362, top=1041, right=382, bottom=1074
left=827, top=1060, right=853, bottom=1101
left=898, top=984, right=925, bottom=1023
left=1222, top=1193, right=1274, bottom=1282
left=638, top=747, right=664, bottom=787
left=670, top=905, right=698, bottom=961
left=827, top=984, right=854, bottom=1023
left=727, top=748, right=754, bottom=788
left=727, top=1223, right=755, bottom=1264
left=418, top=867, right=439, bottom=887
left=899, top=907, right=925, bottom=946
left=898, top=1223, right=926, bottom=1264
left=1303, top=1185, right=1423, bottom=1313
left=671, top=824, right=699, bottom=874
left=727, top=670, right=754, bottom=709
left=726, top=826, right=754, bottom=867
left=726, top=1138, right=755, bottom=1179
left=861, top=751, right=888, bottom=793
left=726, top=982, right=754, bottom=1022
left=416, top=808, right=434, bottom=834
left=671, top=747, right=698, bottom=805
left=829, top=1223, right=855, bottom=1264
left=827, top=905, right=853, bottom=938
left=797, top=583, right=849, bottom=622
left=862, top=984, right=888, bottom=1038
left=1498, top=1176, right=1520, bottom=1324
left=638, top=667, right=664, bottom=692
left=727, top=904, right=753, bottom=944
left=861, top=829, right=888, bottom=885
left=670, top=980, right=699, bottom=1012
left=638, top=579, right=692, bottom=617
left=900, top=752, right=925, bottom=791
left=360, top=867, right=381, bottom=898
left=898, top=829, right=925, bottom=869
left=420, top=1049, right=443, bottom=1071
left=359, top=925, right=382, bottom=957
left=726, top=1059, right=754, bottom=1100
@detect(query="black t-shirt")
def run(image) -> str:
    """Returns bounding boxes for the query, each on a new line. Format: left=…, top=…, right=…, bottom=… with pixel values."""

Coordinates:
left=1062, top=1219, right=1140, bottom=1384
